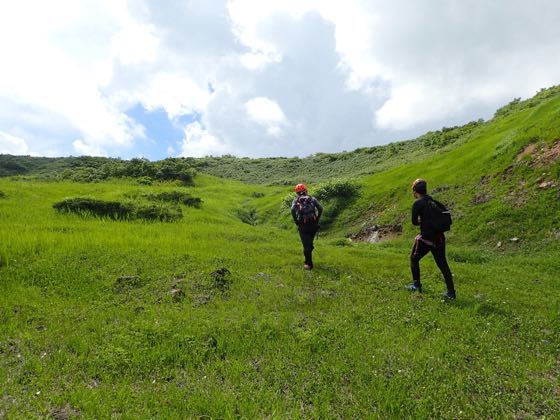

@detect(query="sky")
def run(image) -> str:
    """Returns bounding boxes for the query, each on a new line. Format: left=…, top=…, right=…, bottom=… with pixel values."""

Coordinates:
left=1, top=0, right=560, bottom=159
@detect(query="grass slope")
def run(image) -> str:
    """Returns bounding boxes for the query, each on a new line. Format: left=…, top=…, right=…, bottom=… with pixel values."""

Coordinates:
left=331, top=86, right=560, bottom=248
left=0, top=176, right=558, bottom=417
left=1, top=86, right=559, bottom=417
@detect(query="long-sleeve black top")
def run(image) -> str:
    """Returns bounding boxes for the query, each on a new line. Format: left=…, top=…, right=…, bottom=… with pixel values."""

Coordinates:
left=412, top=194, right=437, bottom=241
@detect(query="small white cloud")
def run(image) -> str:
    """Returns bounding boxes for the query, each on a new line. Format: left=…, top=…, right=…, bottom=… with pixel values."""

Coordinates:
left=138, top=73, right=212, bottom=118
left=179, top=121, right=229, bottom=157
left=245, top=97, right=288, bottom=137
left=0, top=131, right=29, bottom=154
left=72, top=139, right=107, bottom=156
left=245, top=96, right=286, bottom=124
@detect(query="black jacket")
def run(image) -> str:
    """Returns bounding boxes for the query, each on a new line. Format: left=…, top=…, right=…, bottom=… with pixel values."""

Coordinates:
left=412, top=194, right=439, bottom=241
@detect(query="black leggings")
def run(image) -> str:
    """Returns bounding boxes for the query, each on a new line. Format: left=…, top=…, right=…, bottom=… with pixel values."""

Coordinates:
left=410, top=238, right=455, bottom=292
left=299, top=227, right=317, bottom=266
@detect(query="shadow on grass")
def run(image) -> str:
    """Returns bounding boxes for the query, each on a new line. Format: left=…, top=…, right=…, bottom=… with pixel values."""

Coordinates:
left=445, top=297, right=512, bottom=317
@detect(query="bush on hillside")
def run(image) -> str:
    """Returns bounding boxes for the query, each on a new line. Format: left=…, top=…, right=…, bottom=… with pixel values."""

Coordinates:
left=53, top=197, right=183, bottom=222
left=142, top=191, right=202, bottom=208
left=235, top=206, right=258, bottom=225
left=0, top=191, right=5, bottom=198
left=315, top=180, right=361, bottom=201
left=53, top=198, right=133, bottom=220
left=135, top=203, right=183, bottom=222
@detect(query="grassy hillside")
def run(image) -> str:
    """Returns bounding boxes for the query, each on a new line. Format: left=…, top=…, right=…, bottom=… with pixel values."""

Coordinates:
left=332, top=86, right=560, bottom=247
left=0, top=176, right=558, bottom=417
left=1, top=86, right=559, bottom=417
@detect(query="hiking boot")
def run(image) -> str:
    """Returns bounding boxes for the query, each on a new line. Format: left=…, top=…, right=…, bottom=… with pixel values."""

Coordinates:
left=303, top=264, right=313, bottom=270
left=406, top=283, right=422, bottom=293
left=442, top=290, right=456, bottom=299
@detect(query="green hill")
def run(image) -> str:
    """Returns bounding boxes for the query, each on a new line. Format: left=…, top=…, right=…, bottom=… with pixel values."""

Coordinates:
left=0, top=86, right=559, bottom=417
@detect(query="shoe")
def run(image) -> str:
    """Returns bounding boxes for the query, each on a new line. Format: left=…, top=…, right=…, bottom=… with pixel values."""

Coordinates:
left=442, top=291, right=456, bottom=299
left=406, top=283, right=422, bottom=293
left=303, top=264, right=313, bottom=270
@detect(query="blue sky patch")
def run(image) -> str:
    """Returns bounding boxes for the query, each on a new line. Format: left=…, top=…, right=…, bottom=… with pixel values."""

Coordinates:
left=126, top=104, right=200, bottom=160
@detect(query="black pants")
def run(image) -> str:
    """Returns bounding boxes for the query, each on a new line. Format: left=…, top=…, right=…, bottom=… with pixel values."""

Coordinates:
left=298, top=226, right=317, bottom=266
left=410, top=237, right=455, bottom=292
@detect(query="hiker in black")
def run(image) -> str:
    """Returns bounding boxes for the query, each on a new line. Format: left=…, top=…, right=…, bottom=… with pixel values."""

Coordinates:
left=407, top=178, right=456, bottom=299
left=291, top=183, right=323, bottom=270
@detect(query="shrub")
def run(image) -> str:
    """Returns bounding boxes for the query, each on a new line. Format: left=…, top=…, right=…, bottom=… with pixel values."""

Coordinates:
left=282, top=194, right=294, bottom=208
left=0, top=191, right=5, bottom=198
left=134, top=203, right=183, bottom=222
left=53, top=197, right=183, bottom=222
left=141, top=191, right=202, bottom=208
left=235, top=207, right=258, bottom=225
left=315, top=180, right=361, bottom=201
left=137, top=177, right=153, bottom=186
left=53, top=198, right=133, bottom=220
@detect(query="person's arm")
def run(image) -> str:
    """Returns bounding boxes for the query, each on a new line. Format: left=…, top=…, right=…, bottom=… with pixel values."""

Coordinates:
left=291, top=199, right=299, bottom=224
left=411, top=200, right=422, bottom=226
left=314, top=198, right=323, bottom=221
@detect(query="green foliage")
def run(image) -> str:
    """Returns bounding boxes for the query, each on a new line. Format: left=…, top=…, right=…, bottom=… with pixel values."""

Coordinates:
left=53, top=197, right=134, bottom=220
left=137, top=176, right=153, bottom=185
left=134, top=203, right=183, bottom=222
left=314, top=180, right=361, bottom=200
left=52, top=197, right=183, bottom=222
left=493, top=85, right=560, bottom=119
left=235, top=206, right=258, bottom=225
left=0, top=155, right=197, bottom=184
left=142, top=191, right=203, bottom=208
left=0, top=190, right=5, bottom=198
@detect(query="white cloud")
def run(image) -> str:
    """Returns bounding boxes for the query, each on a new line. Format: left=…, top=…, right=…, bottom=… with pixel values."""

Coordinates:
left=72, top=139, right=108, bottom=157
left=179, top=121, right=229, bottom=157
left=0, top=0, right=149, bottom=156
left=0, top=131, right=29, bottom=155
left=245, top=97, right=286, bottom=123
left=137, top=73, right=212, bottom=118
left=2, top=0, right=560, bottom=158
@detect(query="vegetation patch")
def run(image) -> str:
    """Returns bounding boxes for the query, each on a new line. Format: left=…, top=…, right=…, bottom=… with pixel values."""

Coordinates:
left=447, top=249, right=491, bottom=264
left=53, top=197, right=134, bottom=220
left=314, top=180, right=361, bottom=228
left=0, top=190, right=5, bottom=198
left=0, top=155, right=197, bottom=184
left=140, top=190, right=203, bottom=207
left=113, top=275, right=143, bottom=293
left=235, top=206, right=258, bottom=225
left=53, top=197, right=182, bottom=222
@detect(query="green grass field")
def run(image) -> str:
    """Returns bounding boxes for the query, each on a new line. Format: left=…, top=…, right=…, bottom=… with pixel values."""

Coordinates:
left=1, top=175, right=558, bottom=418
left=1, top=87, right=559, bottom=417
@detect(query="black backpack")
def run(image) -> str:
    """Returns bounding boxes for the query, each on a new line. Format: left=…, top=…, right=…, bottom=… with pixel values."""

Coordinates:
left=296, top=195, right=318, bottom=225
left=425, top=198, right=452, bottom=232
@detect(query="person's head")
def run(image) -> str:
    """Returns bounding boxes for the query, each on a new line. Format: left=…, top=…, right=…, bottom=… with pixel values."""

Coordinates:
left=295, top=183, right=307, bottom=196
left=411, top=178, right=427, bottom=198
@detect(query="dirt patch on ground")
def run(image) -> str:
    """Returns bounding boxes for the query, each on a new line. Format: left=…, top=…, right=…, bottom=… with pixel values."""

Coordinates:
left=516, top=140, right=560, bottom=167
left=516, top=143, right=536, bottom=162
left=350, top=224, right=402, bottom=243
left=472, top=192, right=493, bottom=205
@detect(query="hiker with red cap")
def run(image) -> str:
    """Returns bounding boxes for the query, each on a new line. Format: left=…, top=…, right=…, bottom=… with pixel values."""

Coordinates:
left=407, top=178, right=456, bottom=299
left=291, top=184, right=323, bottom=270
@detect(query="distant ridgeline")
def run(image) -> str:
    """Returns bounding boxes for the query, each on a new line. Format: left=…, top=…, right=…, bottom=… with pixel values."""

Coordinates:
left=1, top=85, right=560, bottom=186
left=0, top=122, right=483, bottom=185
left=0, top=156, right=197, bottom=185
